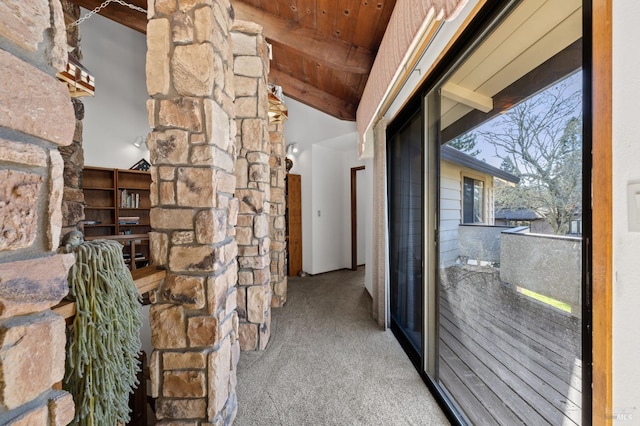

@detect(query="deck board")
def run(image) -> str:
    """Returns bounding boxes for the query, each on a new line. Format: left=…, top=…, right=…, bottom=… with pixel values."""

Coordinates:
left=438, top=265, right=582, bottom=425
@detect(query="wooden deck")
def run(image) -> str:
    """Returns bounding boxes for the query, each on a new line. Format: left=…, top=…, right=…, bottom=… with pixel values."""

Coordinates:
left=439, top=265, right=582, bottom=425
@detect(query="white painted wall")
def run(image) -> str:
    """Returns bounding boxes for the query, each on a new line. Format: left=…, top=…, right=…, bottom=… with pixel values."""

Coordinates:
left=78, top=10, right=151, bottom=357
left=284, top=97, right=368, bottom=277
left=612, top=1, right=640, bottom=419
left=80, top=11, right=150, bottom=170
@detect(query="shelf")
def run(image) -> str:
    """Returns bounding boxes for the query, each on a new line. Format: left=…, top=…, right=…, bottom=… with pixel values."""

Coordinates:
left=83, top=166, right=152, bottom=271
left=52, top=266, right=167, bottom=320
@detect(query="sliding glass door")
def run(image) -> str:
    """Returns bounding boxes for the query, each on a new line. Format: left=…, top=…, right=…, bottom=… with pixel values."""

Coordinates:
left=388, top=108, right=423, bottom=357
left=387, top=1, right=588, bottom=424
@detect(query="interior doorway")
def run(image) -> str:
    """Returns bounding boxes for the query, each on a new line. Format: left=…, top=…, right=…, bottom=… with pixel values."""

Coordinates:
left=351, top=166, right=366, bottom=271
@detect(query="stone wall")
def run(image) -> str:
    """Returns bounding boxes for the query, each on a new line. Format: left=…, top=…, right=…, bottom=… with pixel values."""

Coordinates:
left=146, top=0, right=240, bottom=423
left=59, top=1, right=85, bottom=236
left=231, top=21, right=272, bottom=351
left=269, top=122, right=287, bottom=307
left=0, top=0, right=76, bottom=424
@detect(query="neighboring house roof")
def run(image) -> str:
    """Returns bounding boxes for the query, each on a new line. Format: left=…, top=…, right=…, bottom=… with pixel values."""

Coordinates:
left=495, top=208, right=544, bottom=221
left=441, top=145, right=520, bottom=184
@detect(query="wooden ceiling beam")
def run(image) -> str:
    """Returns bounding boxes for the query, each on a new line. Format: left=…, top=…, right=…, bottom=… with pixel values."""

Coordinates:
left=269, top=69, right=356, bottom=121
left=234, top=1, right=373, bottom=74
left=69, top=0, right=147, bottom=34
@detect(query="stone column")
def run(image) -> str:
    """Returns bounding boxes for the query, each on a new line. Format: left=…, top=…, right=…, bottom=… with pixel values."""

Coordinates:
left=269, top=121, right=288, bottom=307
left=231, top=21, right=272, bottom=351
left=146, top=1, right=239, bottom=424
left=59, top=1, right=85, bottom=236
left=0, top=1, right=76, bottom=424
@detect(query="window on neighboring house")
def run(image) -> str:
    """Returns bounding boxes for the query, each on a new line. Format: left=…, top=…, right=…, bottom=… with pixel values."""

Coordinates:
left=462, top=177, right=484, bottom=223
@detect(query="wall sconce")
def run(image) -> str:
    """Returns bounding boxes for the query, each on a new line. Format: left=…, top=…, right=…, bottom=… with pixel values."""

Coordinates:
left=286, top=142, right=299, bottom=157
left=268, top=83, right=288, bottom=124
left=132, top=136, right=145, bottom=149
left=56, top=54, right=95, bottom=98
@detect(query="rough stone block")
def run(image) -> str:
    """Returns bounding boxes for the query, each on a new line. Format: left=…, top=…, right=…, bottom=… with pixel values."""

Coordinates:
left=235, top=96, right=257, bottom=118
left=150, top=350, right=160, bottom=398
left=151, top=208, right=194, bottom=230
left=162, top=274, right=205, bottom=309
left=0, top=170, right=42, bottom=251
left=238, top=253, right=269, bottom=270
left=159, top=98, right=202, bottom=132
left=188, top=316, right=218, bottom=347
left=176, top=168, right=215, bottom=208
left=163, top=352, right=207, bottom=370
left=190, top=145, right=213, bottom=165
left=228, top=198, right=239, bottom=227
left=156, top=398, right=206, bottom=420
left=0, top=312, right=66, bottom=410
left=234, top=56, right=263, bottom=78
left=154, top=0, right=177, bottom=15
left=163, top=371, right=206, bottom=397
left=259, top=311, right=271, bottom=350
left=254, top=214, right=269, bottom=239
left=253, top=267, right=270, bottom=286
left=48, top=390, right=75, bottom=426
left=212, top=146, right=235, bottom=171
left=196, top=209, right=227, bottom=245
left=207, top=337, right=231, bottom=417
left=246, top=151, right=269, bottom=164
left=234, top=76, right=257, bottom=97
left=159, top=181, right=176, bottom=205
left=0, top=138, right=47, bottom=167
left=236, top=189, right=264, bottom=214
left=246, top=285, right=267, bottom=324
left=194, top=6, right=214, bottom=44
left=231, top=32, right=258, bottom=56
left=149, top=129, right=189, bottom=165
left=207, top=273, right=229, bottom=316
left=147, top=18, right=171, bottom=96
left=169, top=245, right=216, bottom=272
left=234, top=226, right=253, bottom=246
left=172, top=231, right=195, bottom=245
left=249, top=163, right=270, bottom=183
left=171, top=11, right=194, bottom=43
left=159, top=166, right=175, bottom=181
left=150, top=304, right=187, bottom=349
left=238, top=323, right=257, bottom=351
left=240, top=119, right=265, bottom=151
left=0, top=254, right=73, bottom=319
left=225, top=287, right=237, bottom=316
left=216, top=171, right=236, bottom=195
left=172, top=44, right=215, bottom=96
left=149, top=231, right=169, bottom=266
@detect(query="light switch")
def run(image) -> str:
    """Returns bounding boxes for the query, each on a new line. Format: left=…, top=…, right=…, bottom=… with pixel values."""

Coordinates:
left=317, top=210, right=321, bottom=217
left=628, top=182, right=640, bottom=232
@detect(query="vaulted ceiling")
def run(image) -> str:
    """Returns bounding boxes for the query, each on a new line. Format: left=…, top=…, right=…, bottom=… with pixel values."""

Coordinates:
left=68, top=0, right=397, bottom=121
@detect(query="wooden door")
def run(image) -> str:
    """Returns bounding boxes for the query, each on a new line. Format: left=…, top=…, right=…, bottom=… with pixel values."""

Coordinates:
left=287, top=174, right=302, bottom=276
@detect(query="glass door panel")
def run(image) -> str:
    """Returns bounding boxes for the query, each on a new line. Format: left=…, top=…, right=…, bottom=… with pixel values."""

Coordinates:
left=388, top=110, right=423, bottom=355
left=435, top=0, right=584, bottom=422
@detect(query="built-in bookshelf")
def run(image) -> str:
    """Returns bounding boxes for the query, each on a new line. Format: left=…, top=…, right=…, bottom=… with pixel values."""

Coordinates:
left=82, top=166, right=151, bottom=270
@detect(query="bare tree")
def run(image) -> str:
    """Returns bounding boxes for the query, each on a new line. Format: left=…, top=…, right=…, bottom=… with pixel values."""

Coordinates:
left=480, top=79, right=582, bottom=234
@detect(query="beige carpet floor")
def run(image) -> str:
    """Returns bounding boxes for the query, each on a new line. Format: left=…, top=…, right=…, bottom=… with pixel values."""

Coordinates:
left=235, top=267, right=450, bottom=425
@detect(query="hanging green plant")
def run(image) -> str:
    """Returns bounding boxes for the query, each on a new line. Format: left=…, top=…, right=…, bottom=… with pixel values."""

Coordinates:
left=63, top=239, right=142, bottom=426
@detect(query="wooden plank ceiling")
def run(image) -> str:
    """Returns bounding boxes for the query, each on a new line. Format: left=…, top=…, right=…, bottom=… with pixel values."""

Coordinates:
left=68, top=0, right=397, bottom=121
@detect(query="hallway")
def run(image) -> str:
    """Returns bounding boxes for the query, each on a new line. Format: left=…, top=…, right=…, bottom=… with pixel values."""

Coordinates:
left=235, top=268, right=449, bottom=425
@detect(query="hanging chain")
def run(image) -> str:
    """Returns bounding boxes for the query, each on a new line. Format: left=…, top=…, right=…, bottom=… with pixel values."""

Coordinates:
left=67, top=0, right=147, bottom=28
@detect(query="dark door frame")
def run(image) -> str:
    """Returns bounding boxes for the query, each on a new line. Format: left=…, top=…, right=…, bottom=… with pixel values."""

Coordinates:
left=350, top=166, right=365, bottom=271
